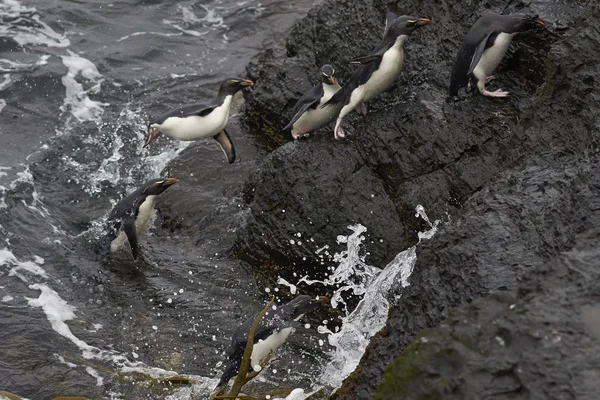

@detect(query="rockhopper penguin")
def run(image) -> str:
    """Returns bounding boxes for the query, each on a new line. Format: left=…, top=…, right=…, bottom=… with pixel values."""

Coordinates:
left=107, top=178, right=177, bottom=260
left=283, top=64, right=341, bottom=139
left=322, top=13, right=431, bottom=139
left=449, top=12, right=546, bottom=97
left=216, top=295, right=328, bottom=389
left=145, top=78, right=254, bottom=163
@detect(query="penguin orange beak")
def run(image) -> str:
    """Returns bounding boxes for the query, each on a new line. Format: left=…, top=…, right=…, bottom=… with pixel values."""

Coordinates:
left=536, top=20, right=546, bottom=28
left=240, top=79, right=254, bottom=87
left=163, top=177, right=178, bottom=186
left=328, top=76, right=336, bottom=84
left=417, top=18, right=432, bottom=26
left=144, top=127, right=162, bottom=148
left=318, top=295, right=329, bottom=303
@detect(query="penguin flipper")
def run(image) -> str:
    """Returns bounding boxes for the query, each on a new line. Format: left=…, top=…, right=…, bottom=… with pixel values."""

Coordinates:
left=349, top=55, right=382, bottom=65
left=123, top=217, right=139, bottom=260
left=467, top=31, right=497, bottom=75
left=214, top=129, right=236, bottom=164
left=283, top=85, right=323, bottom=131
left=282, top=99, right=320, bottom=131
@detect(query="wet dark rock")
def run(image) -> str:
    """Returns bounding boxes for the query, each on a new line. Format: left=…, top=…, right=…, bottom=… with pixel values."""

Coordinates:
left=236, top=0, right=600, bottom=397
left=237, top=0, right=596, bottom=274
left=373, top=225, right=600, bottom=400
left=338, top=156, right=600, bottom=399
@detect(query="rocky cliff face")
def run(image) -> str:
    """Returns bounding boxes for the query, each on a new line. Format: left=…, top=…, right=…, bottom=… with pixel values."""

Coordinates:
left=235, top=0, right=600, bottom=398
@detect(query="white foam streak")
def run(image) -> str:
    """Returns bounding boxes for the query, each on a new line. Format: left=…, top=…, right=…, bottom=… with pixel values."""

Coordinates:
left=85, top=366, right=104, bottom=386
left=60, top=50, right=106, bottom=122
left=0, top=73, right=11, bottom=90
left=0, top=248, right=48, bottom=280
left=26, top=283, right=101, bottom=358
left=0, top=0, right=70, bottom=48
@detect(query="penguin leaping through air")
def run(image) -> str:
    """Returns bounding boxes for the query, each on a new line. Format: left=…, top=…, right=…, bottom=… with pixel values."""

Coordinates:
left=145, top=78, right=254, bottom=164
left=215, top=295, right=328, bottom=390
left=283, top=64, right=342, bottom=140
left=107, top=178, right=178, bottom=260
left=322, top=13, right=431, bottom=139
left=449, top=12, right=546, bottom=98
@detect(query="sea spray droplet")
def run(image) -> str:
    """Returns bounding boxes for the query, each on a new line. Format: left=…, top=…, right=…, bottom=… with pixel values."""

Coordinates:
left=276, top=277, right=297, bottom=294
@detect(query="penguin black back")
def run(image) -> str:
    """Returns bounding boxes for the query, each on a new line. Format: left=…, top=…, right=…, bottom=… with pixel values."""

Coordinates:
left=106, top=178, right=177, bottom=260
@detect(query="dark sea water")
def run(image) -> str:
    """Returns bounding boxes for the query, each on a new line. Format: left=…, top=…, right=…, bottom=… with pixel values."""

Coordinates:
left=0, top=1, right=326, bottom=398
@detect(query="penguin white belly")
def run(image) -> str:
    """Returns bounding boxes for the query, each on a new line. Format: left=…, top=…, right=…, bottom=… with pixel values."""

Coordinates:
left=473, top=33, right=516, bottom=79
left=292, top=83, right=342, bottom=135
left=340, top=41, right=405, bottom=118
left=159, top=96, right=232, bottom=141
left=361, top=46, right=404, bottom=103
left=250, top=327, right=294, bottom=370
left=135, top=195, right=157, bottom=235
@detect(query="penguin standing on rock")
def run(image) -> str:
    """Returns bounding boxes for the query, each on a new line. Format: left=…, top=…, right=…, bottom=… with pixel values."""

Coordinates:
left=145, top=78, right=254, bottom=164
left=107, top=178, right=178, bottom=260
left=216, top=295, right=329, bottom=389
left=322, top=13, right=432, bottom=139
left=283, top=64, right=341, bottom=139
left=449, top=12, right=546, bottom=98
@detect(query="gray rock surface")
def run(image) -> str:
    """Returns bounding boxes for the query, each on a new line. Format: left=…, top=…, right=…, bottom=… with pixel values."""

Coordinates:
left=234, top=0, right=600, bottom=398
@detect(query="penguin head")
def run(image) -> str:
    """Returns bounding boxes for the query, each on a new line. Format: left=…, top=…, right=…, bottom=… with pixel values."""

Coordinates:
left=320, top=64, right=337, bottom=85
left=218, top=77, right=254, bottom=97
left=141, top=177, right=178, bottom=196
left=385, top=15, right=432, bottom=39
left=283, top=294, right=329, bottom=320
left=508, top=14, right=546, bottom=32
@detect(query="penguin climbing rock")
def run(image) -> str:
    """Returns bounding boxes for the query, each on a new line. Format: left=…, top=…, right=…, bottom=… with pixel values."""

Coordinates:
left=322, top=13, right=431, bottom=139
left=145, top=78, right=254, bottom=163
left=449, top=12, right=546, bottom=98
left=107, top=178, right=177, bottom=260
left=283, top=64, right=341, bottom=139
left=216, top=295, right=328, bottom=389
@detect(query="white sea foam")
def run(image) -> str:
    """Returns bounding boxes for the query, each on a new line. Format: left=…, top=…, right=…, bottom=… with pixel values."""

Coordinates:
left=0, top=99, right=5, bottom=113
left=0, top=248, right=48, bottom=280
left=0, top=0, right=70, bottom=48
left=26, top=283, right=101, bottom=358
left=0, top=73, right=11, bottom=90
left=86, top=366, right=104, bottom=386
left=60, top=50, right=106, bottom=122
left=116, top=31, right=182, bottom=42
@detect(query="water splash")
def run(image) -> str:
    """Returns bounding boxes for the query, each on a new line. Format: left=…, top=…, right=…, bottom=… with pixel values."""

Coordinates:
left=293, top=205, right=440, bottom=388
left=298, top=224, right=380, bottom=312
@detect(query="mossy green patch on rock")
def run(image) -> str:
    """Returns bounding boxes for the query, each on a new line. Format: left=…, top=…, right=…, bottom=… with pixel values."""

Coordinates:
left=373, top=325, right=468, bottom=400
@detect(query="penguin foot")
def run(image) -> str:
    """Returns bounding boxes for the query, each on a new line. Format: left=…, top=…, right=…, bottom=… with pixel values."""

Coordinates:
left=356, top=102, right=368, bottom=116
left=485, top=75, right=496, bottom=83
left=482, top=88, right=509, bottom=98
left=334, top=126, right=345, bottom=140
